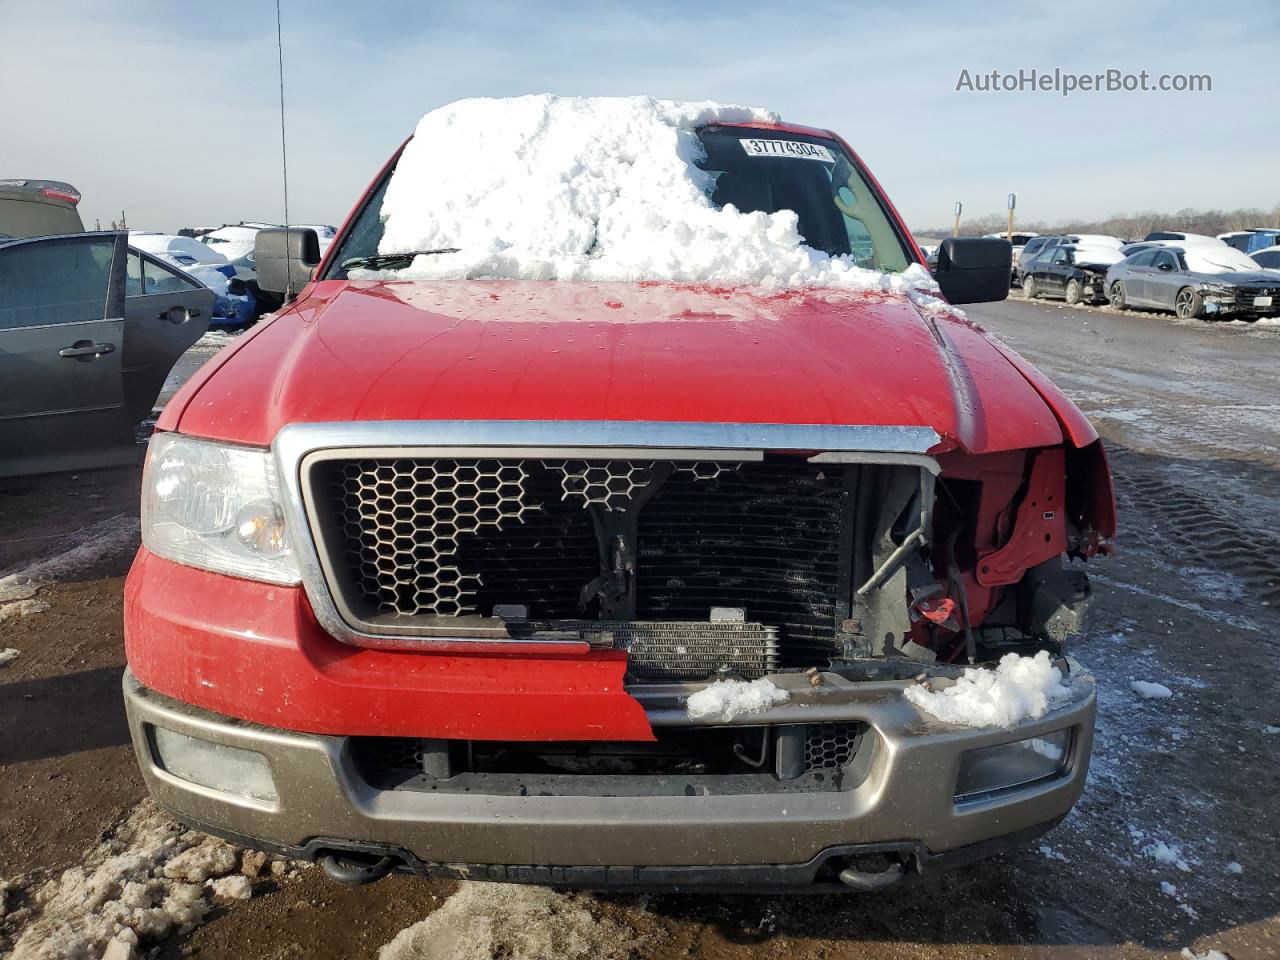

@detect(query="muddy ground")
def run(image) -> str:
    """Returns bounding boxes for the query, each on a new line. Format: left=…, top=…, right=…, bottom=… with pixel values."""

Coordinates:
left=1, top=301, right=1278, bottom=959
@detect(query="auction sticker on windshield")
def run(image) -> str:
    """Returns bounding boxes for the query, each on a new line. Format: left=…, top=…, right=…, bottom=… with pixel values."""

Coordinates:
left=739, top=138, right=835, bottom=162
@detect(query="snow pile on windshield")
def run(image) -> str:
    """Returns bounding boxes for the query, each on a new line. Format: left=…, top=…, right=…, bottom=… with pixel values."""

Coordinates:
left=904, top=651, right=1089, bottom=728
left=686, top=677, right=790, bottom=722
left=366, top=95, right=936, bottom=296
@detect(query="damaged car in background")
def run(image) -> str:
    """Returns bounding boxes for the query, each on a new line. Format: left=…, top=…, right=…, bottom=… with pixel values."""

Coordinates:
left=1023, top=242, right=1123, bottom=305
left=1106, top=244, right=1280, bottom=319
left=122, top=96, right=1115, bottom=894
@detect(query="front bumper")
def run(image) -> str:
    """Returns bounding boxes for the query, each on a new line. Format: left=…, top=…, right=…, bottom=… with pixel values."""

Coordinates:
left=123, top=669, right=1095, bottom=890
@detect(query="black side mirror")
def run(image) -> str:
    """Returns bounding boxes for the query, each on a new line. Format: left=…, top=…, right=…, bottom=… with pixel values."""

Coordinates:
left=255, top=227, right=321, bottom=299
left=933, top=237, right=1012, bottom=305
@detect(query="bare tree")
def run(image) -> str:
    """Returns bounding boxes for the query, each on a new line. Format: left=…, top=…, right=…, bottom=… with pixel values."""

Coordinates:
left=914, top=201, right=1280, bottom=241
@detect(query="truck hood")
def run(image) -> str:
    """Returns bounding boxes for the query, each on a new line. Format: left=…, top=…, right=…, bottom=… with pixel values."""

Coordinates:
left=171, top=279, right=1067, bottom=454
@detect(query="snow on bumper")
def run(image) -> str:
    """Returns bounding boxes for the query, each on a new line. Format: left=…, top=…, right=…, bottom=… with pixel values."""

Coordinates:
left=123, top=667, right=1095, bottom=874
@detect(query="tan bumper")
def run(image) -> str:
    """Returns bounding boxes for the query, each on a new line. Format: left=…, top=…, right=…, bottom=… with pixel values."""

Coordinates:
left=123, top=669, right=1094, bottom=878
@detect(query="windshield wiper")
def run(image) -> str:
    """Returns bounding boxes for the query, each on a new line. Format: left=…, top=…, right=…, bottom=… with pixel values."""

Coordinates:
left=341, top=248, right=460, bottom=271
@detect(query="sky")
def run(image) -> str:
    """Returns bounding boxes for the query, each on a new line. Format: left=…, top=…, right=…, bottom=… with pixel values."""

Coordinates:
left=3, top=0, right=1277, bottom=234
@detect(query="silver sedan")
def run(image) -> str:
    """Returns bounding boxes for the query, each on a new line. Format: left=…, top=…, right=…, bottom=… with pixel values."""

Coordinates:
left=1104, top=245, right=1280, bottom=320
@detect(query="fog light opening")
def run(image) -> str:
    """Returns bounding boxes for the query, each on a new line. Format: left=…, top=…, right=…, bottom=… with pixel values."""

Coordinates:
left=149, top=726, right=278, bottom=803
left=954, top=728, right=1072, bottom=804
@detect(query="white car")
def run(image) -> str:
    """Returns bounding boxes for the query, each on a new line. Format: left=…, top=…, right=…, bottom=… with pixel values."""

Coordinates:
left=1251, top=245, right=1280, bottom=270
left=201, top=222, right=336, bottom=269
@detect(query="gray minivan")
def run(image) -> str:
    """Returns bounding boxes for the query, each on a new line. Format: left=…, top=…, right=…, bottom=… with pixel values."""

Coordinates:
left=0, top=179, right=85, bottom=239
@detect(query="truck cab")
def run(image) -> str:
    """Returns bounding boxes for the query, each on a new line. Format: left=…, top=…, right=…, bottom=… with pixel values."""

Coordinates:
left=122, top=97, right=1113, bottom=892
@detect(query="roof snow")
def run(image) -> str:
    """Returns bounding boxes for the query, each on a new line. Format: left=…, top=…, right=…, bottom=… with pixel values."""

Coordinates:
left=366, top=95, right=937, bottom=297
left=904, top=651, right=1089, bottom=728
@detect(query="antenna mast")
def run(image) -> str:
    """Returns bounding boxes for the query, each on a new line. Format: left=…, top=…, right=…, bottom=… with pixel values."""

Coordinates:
left=275, top=0, right=293, bottom=297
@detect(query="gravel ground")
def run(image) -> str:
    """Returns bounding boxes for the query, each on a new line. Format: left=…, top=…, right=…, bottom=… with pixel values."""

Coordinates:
left=1, top=300, right=1277, bottom=959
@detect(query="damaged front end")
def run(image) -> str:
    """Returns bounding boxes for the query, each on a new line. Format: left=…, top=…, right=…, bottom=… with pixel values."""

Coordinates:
left=282, top=420, right=1114, bottom=695
left=122, top=421, right=1111, bottom=888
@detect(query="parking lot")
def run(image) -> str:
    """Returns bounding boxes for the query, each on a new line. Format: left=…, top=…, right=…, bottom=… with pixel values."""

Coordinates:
left=2, top=298, right=1277, bottom=960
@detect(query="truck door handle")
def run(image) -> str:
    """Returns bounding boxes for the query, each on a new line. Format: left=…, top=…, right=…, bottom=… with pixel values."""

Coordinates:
left=59, top=341, right=115, bottom=358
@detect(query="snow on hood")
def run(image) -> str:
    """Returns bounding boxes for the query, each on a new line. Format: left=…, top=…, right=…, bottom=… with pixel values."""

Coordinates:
left=366, top=94, right=938, bottom=299
left=1183, top=246, right=1266, bottom=274
left=1068, top=244, right=1124, bottom=266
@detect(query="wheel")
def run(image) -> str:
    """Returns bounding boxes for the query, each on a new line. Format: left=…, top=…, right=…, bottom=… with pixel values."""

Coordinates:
left=1024, top=275, right=1038, bottom=299
left=1109, top=281, right=1126, bottom=310
left=1175, top=287, right=1204, bottom=320
left=1065, top=278, right=1082, bottom=305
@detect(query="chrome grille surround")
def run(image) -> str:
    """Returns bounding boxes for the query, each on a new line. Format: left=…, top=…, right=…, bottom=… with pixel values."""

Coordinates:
left=272, top=420, right=941, bottom=652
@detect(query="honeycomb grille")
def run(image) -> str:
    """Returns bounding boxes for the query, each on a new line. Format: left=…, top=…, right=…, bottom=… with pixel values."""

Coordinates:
left=330, top=458, right=532, bottom=617
left=314, top=457, right=846, bottom=668
left=543, top=460, right=736, bottom=511
left=804, top=722, right=862, bottom=771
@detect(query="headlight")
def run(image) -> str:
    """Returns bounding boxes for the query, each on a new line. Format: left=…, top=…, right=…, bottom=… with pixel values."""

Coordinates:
left=142, top=433, right=300, bottom=584
left=1200, top=282, right=1233, bottom=296
left=954, top=728, right=1072, bottom=803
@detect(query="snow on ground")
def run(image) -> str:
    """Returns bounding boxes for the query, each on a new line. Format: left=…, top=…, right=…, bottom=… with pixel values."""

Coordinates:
left=0, top=598, right=50, bottom=623
left=378, top=882, right=647, bottom=960
left=363, top=95, right=943, bottom=308
left=903, top=651, right=1090, bottom=728
left=0, top=647, right=19, bottom=667
left=4, top=801, right=278, bottom=960
left=1142, top=840, right=1193, bottom=872
left=195, top=329, right=240, bottom=348
left=0, top=514, right=139, bottom=604
left=1131, top=679, right=1174, bottom=699
left=685, top=677, right=790, bottom=722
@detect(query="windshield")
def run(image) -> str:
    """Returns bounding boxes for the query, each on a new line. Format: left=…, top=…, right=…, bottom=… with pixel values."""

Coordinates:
left=326, top=125, right=913, bottom=280
left=694, top=127, right=910, bottom=271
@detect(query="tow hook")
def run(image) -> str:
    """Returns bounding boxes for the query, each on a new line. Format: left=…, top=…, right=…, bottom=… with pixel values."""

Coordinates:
left=837, top=857, right=908, bottom=891
left=319, top=851, right=398, bottom=886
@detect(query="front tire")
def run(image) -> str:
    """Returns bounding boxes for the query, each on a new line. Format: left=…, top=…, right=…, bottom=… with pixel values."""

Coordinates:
left=1065, top=278, right=1082, bottom=305
left=1024, top=275, right=1039, bottom=300
left=1175, top=287, right=1204, bottom=319
left=1109, top=281, right=1127, bottom=310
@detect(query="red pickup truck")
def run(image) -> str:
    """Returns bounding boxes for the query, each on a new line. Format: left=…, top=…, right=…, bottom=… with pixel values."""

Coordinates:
left=123, top=102, right=1114, bottom=892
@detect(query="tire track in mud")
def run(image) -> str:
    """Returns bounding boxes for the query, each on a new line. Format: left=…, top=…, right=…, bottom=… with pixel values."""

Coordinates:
left=1108, top=450, right=1280, bottom=608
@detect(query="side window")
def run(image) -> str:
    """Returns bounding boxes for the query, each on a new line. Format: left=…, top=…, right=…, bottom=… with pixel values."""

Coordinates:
left=326, top=171, right=393, bottom=279
left=1053, top=249, right=1070, bottom=264
left=1154, top=251, right=1178, bottom=271
left=140, top=256, right=201, bottom=295
left=0, top=236, right=116, bottom=330
left=126, top=251, right=145, bottom=296
left=1130, top=250, right=1157, bottom=267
